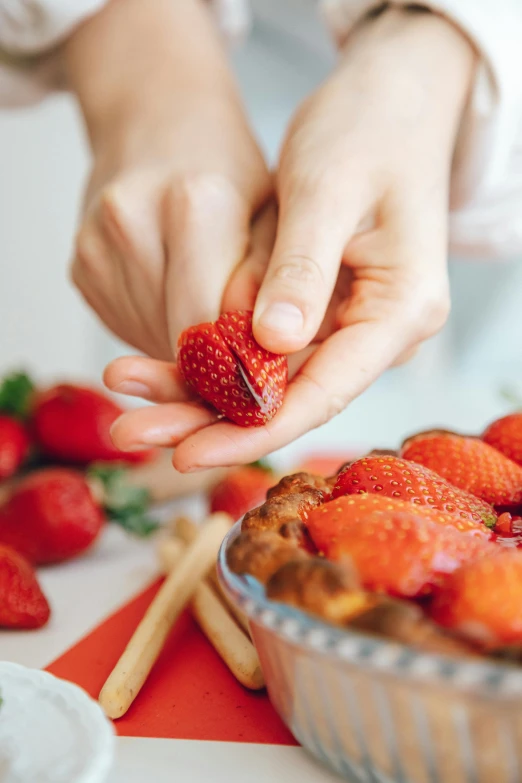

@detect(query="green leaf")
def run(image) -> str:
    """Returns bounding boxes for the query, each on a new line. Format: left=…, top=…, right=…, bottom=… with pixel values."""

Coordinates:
left=499, top=386, right=522, bottom=410
left=248, top=459, right=273, bottom=473
left=88, top=464, right=159, bottom=538
left=0, top=372, right=35, bottom=419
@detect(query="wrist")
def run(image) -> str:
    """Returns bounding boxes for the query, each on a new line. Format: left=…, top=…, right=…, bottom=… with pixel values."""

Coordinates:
left=63, top=0, right=241, bottom=153
left=343, top=5, right=476, bottom=140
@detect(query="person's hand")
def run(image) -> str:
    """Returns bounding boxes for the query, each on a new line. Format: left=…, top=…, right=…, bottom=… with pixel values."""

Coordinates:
left=104, top=6, right=476, bottom=470
left=65, top=0, right=271, bottom=361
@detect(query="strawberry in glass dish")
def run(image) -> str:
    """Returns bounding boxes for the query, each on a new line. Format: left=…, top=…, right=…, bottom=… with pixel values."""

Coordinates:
left=431, top=549, right=522, bottom=647
left=483, top=412, right=522, bottom=466
left=400, top=430, right=522, bottom=510
left=305, top=494, right=494, bottom=598
left=177, top=310, right=288, bottom=427
left=332, top=455, right=497, bottom=528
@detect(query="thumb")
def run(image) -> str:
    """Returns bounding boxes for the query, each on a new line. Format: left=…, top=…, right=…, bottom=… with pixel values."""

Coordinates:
left=252, top=183, right=360, bottom=354
left=163, top=174, right=251, bottom=355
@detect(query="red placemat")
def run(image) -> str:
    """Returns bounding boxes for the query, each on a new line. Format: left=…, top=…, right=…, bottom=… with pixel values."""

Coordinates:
left=46, top=580, right=297, bottom=745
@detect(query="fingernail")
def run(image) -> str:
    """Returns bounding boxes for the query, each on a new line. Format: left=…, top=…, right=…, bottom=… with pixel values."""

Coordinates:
left=119, top=443, right=153, bottom=452
left=135, top=428, right=174, bottom=447
left=112, top=381, right=151, bottom=398
left=257, top=302, right=304, bottom=335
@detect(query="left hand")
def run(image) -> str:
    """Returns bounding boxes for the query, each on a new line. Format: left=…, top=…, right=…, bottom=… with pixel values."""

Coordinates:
left=104, top=7, right=476, bottom=470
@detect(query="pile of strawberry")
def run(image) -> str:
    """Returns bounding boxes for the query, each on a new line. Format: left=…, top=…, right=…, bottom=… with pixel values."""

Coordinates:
left=304, top=420, right=522, bottom=652
left=0, top=372, right=157, bottom=631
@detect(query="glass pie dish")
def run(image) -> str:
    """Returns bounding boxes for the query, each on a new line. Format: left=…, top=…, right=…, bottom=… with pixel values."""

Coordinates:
left=218, top=520, right=522, bottom=783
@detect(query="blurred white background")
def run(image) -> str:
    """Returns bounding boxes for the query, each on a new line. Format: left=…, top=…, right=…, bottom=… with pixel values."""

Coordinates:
left=1, top=0, right=521, bottom=459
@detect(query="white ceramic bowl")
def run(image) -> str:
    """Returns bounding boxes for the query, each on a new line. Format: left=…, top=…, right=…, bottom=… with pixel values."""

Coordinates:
left=0, top=662, right=115, bottom=783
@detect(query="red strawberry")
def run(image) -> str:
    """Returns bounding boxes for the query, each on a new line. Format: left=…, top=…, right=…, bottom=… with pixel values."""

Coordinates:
left=401, top=431, right=522, bottom=509
left=431, top=550, right=522, bottom=646
left=483, top=413, right=522, bottom=466
left=332, top=455, right=497, bottom=528
left=305, top=495, right=494, bottom=597
left=209, top=463, right=275, bottom=520
left=177, top=310, right=288, bottom=427
left=0, top=465, right=157, bottom=564
left=0, top=468, right=105, bottom=564
left=0, top=543, right=50, bottom=629
left=0, top=416, right=30, bottom=480
left=32, top=383, right=155, bottom=465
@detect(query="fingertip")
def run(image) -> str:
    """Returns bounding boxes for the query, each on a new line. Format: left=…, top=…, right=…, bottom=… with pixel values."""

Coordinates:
left=104, top=355, right=151, bottom=389
left=109, top=412, right=134, bottom=451
left=253, top=301, right=310, bottom=353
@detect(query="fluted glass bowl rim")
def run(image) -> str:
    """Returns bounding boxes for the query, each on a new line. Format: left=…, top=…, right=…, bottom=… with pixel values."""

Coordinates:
left=217, top=520, right=522, bottom=701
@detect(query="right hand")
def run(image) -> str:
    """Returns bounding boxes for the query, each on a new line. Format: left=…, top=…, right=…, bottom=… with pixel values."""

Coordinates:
left=67, top=0, right=272, bottom=363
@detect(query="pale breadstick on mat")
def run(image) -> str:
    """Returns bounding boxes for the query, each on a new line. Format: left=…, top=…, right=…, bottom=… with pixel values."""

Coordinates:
left=99, top=513, right=231, bottom=719
left=156, top=537, right=264, bottom=689
left=156, top=536, right=185, bottom=575
left=192, top=582, right=264, bottom=689
left=170, top=516, right=251, bottom=634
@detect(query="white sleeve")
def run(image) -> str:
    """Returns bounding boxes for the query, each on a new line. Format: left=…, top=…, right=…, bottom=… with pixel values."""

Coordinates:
left=0, top=0, right=109, bottom=106
left=321, top=0, right=522, bottom=259
left=0, top=0, right=108, bottom=55
left=0, top=0, right=251, bottom=107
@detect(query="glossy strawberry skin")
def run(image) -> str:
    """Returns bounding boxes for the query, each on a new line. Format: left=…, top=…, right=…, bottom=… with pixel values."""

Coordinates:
left=0, top=468, right=105, bottom=564
left=0, top=415, right=30, bottom=480
left=0, top=543, right=50, bottom=629
left=431, top=550, right=522, bottom=646
left=305, top=495, right=495, bottom=598
left=32, top=384, right=155, bottom=465
left=483, top=413, right=522, bottom=467
left=332, top=455, right=497, bottom=528
left=177, top=310, right=287, bottom=427
left=401, top=431, right=522, bottom=509
left=209, top=466, right=274, bottom=520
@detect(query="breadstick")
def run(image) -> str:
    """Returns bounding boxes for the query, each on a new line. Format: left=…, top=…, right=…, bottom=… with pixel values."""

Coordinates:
left=99, top=513, right=231, bottom=719
left=192, top=581, right=264, bottom=689
left=171, top=515, right=198, bottom=544
left=156, top=537, right=264, bottom=689
left=170, top=515, right=250, bottom=634
left=157, top=534, right=251, bottom=635
left=156, top=536, right=184, bottom=574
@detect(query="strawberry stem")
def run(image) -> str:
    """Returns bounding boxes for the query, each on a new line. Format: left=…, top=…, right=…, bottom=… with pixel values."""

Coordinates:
left=499, top=386, right=522, bottom=410
left=0, top=372, right=35, bottom=419
left=248, top=459, right=273, bottom=473
left=88, top=464, right=158, bottom=537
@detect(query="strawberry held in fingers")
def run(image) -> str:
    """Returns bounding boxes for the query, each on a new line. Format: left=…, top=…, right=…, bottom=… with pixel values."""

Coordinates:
left=401, top=431, right=522, bottom=509
left=178, top=310, right=288, bottom=427
left=0, top=543, right=50, bottom=629
left=483, top=413, right=522, bottom=467
left=305, top=495, right=494, bottom=598
left=32, top=383, right=155, bottom=465
left=431, top=550, right=522, bottom=646
left=332, top=455, right=497, bottom=528
left=0, top=416, right=30, bottom=480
